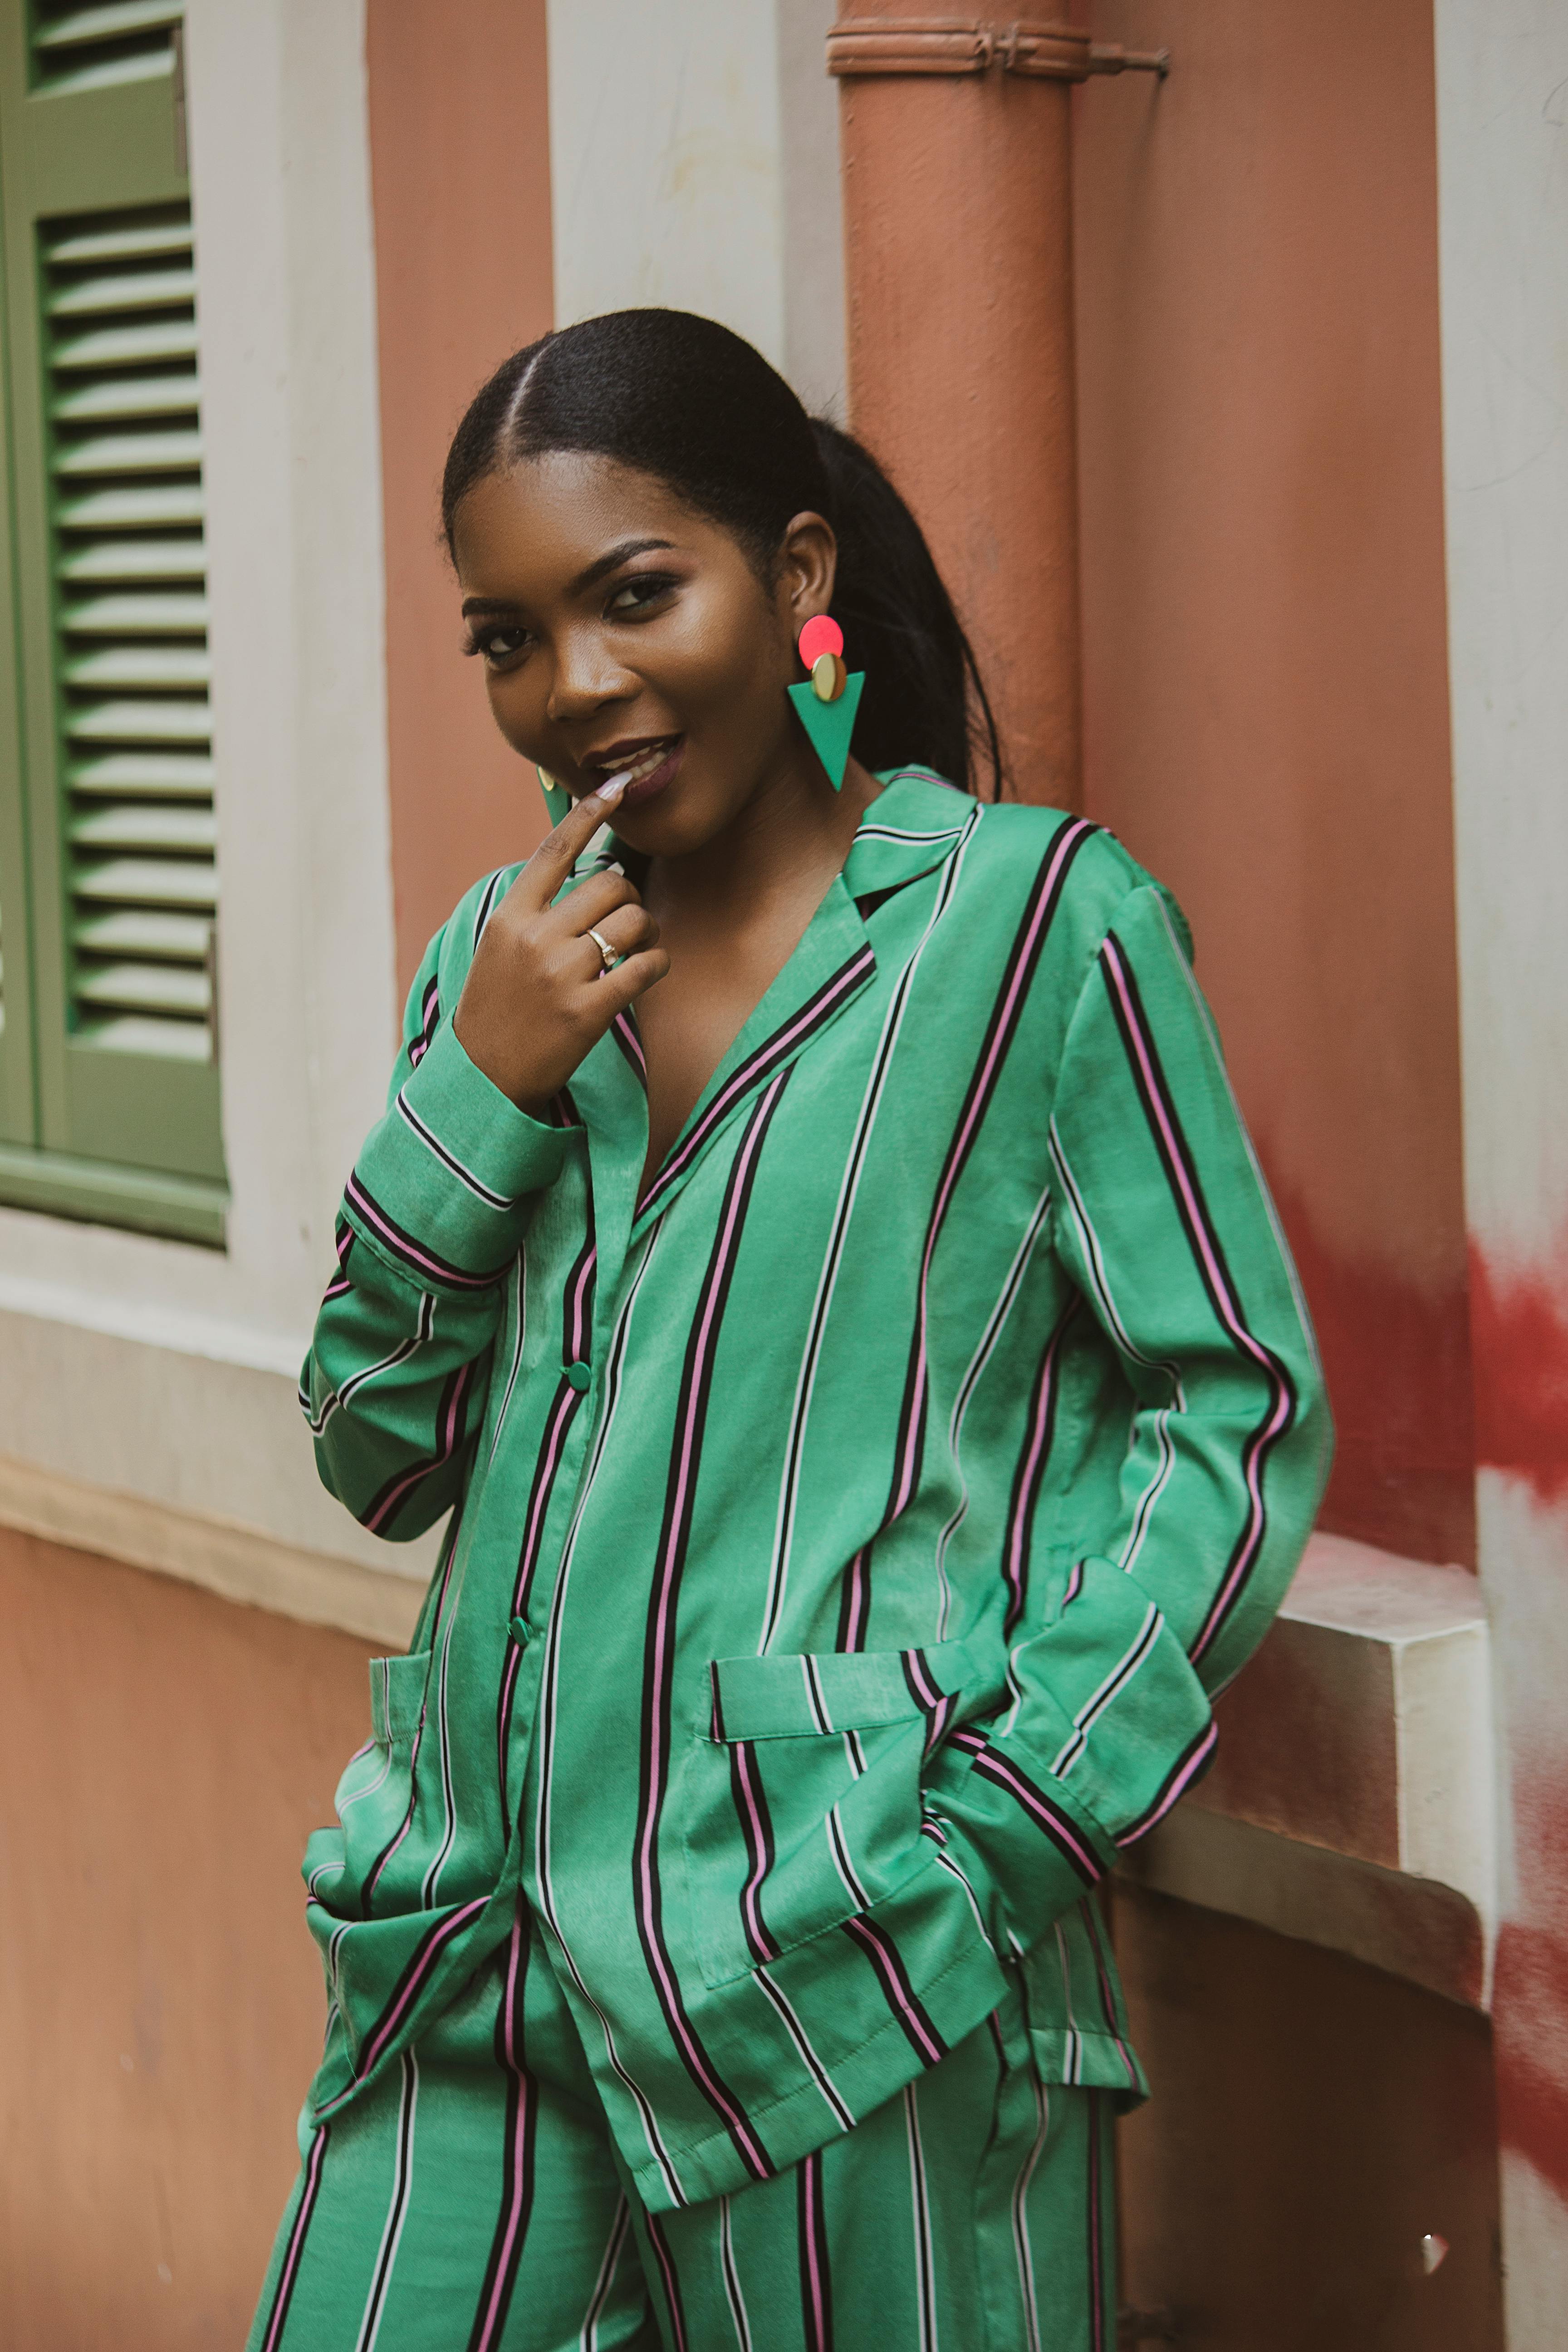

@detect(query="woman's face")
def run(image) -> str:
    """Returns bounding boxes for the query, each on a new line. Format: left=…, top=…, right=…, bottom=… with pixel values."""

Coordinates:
left=451, top=452, right=838, bottom=858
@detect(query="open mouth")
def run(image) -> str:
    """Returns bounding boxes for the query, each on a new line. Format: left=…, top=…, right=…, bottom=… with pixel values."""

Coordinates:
left=583, top=735, right=684, bottom=810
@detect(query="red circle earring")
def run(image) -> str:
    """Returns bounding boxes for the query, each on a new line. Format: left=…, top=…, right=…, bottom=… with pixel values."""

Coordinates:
left=788, top=616, right=865, bottom=792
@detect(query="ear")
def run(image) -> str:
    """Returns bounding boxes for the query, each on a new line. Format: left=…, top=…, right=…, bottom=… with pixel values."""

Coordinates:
left=778, top=511, right=838, bottom=644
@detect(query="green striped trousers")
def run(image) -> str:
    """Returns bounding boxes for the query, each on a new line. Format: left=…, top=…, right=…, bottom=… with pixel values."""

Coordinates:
left=249, top=1904, right=1116, bottom=2352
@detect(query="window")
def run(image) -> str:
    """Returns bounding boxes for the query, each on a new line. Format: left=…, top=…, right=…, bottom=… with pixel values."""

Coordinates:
left=0, top=0, right=224, bottom=1246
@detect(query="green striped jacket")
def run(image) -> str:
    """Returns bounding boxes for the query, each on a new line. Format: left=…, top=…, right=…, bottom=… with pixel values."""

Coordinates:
left=299, top=770, right=1330, bottom=2213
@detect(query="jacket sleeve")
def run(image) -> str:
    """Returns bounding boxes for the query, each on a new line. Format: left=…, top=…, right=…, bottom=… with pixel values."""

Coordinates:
left=924, top=880, right=1332, bottom=1952
left=301, top=918, right=573, bottom=1539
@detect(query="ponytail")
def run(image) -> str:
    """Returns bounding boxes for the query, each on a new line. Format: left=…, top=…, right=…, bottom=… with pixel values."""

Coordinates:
left=442, top=309, right=1003, bottom=799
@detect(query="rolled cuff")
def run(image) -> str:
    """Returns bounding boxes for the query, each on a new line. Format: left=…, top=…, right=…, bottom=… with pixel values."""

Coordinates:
left=345, top=1019, right=572, bottom=1294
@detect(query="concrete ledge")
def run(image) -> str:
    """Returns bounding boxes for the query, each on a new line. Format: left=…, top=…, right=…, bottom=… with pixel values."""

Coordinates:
left=1140, top=1531, right=1496, bottom=2006
left=0, top=1452, right=425, bottom=1650
left=1120, top=1806, right=1488, bottom=2009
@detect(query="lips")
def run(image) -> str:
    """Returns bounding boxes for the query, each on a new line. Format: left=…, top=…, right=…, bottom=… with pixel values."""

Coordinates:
left=584, top=734, right=684, bottom=810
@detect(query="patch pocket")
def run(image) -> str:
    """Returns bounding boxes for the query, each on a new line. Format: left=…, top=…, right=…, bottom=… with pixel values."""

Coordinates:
left=681, top=1640, right=974, bottom=1989
left=304, top=1649, right=433, bottom=1921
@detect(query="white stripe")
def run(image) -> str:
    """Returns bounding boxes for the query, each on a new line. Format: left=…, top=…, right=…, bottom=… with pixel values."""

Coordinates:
left=802, top=1653, right=832, bottom=1733
left=353, top=2051, right=419, bottom=2352
left=529, top=1234, right=687, bottom=2208
left=488, top=1255, right=528, bottom=1463
left=760, top=809, right=983, bottom=1652
left=1011, top=2078, right=1050, bottom=2352
left=1054, top=1920, right=1083, bottom=2085
left=826, top=1803, right=871, bottom=1910
left=750, top=1968, right=856, bottom=2132
left=396, top=1090, right=519, bottom=1210
left=933, top=1849, right=998, bottom=1956
left=1150, top=891, right=1323, bottom=1382
left=719, top=2196, right=755, bottom=2352
left=578, top=2198, right=632, bottom=2350
left=1050, top=1602, right=1163, bottom=1775
left=904, top=2084, right=940, bottom=2352
left=930, top=1178, right=1054, bottom=1635
left=1048, top=1122, right=1186, bottom=1405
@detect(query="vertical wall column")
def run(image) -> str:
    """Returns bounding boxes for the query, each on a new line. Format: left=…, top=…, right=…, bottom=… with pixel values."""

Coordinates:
left=830, top=16, right=1091, bottom=806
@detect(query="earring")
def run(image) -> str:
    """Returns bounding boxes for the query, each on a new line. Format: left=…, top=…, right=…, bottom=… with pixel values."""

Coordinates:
left=537, top=766, right=573, bottom=826
left=787, top=615, right=865, bottom=791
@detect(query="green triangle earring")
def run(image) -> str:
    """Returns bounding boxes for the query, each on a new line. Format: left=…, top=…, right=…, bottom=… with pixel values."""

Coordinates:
left=787, top=615, right=865, bottom=791
left=537, top=765, right=573, bottom=826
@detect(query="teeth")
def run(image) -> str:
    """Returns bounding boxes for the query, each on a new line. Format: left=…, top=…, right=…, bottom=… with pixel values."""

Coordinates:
left=598, top=741, right=670, bottom=785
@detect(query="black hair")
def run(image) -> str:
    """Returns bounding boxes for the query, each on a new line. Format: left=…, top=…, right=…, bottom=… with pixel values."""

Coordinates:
left=441, top=309, right=1003, bottom=799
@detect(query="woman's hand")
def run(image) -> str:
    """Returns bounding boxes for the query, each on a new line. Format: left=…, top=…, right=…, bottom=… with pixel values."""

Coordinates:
left=452, top=787, right=668, bottom=1115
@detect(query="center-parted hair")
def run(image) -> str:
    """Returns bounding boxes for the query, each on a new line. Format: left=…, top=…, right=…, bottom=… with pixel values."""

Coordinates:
left=441, top=309, right=1002, bottom=799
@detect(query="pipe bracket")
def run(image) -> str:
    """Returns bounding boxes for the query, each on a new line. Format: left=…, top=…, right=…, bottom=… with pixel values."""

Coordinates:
left=826, top=17, right=1170, bottom=82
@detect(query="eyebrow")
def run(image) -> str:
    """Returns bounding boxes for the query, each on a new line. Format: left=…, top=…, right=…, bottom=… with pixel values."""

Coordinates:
left=459, top=536, right=677, bottom=622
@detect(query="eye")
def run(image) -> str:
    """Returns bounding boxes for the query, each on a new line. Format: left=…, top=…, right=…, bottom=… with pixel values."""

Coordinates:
left=606, top=573, right=676, bottom=617
left=465, top=624, right=530, bottom=667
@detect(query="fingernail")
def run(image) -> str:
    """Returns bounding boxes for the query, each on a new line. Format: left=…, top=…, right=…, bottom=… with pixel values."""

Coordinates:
left=597, top=771, right=632, bottom=807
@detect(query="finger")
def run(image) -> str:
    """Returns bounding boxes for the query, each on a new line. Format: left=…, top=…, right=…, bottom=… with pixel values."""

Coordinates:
left=591, top=946, right=671, bottom=1014
left=549, top=867, right=641, bottom=935
left=579, top=902, right=659, bottom=964
left=513, top=781, right=625, bottom=913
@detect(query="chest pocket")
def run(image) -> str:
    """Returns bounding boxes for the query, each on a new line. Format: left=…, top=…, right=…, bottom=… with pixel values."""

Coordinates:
left=680, top=1639, right=974, bottom=1989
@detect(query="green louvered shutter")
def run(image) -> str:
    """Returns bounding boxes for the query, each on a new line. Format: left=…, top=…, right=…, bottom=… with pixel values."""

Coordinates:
left=0, top=0, right=224, bottom=1243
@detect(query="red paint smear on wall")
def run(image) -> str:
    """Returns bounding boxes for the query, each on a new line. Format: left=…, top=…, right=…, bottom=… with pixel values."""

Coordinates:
left=1494, top=1921, right=1568, bottom=2203
left=1470, top=1238, right=1568, bottom=1504
left=1267, top=1176, right=1475, bottom=1568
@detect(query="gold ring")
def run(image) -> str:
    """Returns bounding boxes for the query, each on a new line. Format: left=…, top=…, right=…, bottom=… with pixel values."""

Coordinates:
left=586, top=925, right=621, bottom=974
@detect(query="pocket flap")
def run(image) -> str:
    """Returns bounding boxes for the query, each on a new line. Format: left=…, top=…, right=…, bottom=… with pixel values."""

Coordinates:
left=369, top=1648, right=432, bottom=1744
left=710, top=1640, right=974, bottom=1741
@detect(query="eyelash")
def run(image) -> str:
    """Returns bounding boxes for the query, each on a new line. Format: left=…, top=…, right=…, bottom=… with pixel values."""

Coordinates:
left=462, top=572, right=680, bottom=666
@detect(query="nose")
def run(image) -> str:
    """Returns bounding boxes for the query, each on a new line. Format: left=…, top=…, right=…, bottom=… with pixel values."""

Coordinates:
left=546, top=623, right=637, bottom=726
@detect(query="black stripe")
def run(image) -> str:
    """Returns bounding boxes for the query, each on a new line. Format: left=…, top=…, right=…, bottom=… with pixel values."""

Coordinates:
left=1116, top=1716, right=1218, bottom=1847
left=838, top=820, right=1096, bottom=1649
left=798, top=2149, right=835, bottom=2352
left=1098, top=934, right=1297, bottom=1653
left=633, top=1073, right=793, bottom=2173
left=256, top=2121, right=329, bottom=2352
left=465, top=1926, right=538, bottom=2350
left=638, top=946, right=872, bottom=1221
left=730, top=1738, right=781, bottom=1966
left=840, top=1916, right=948, bottom=2065
left=357, top=1359, right=475, bottom=1537
left=966, top=1747, right=1104, bottom=1890
left=1002, top=1301, right=1076, bottom=1637
left=611, top=1009, right=647, bottom=1085
left=346, top=1171, right=513, bottom=1291
left=495, top=1378, right=584, bottom=1808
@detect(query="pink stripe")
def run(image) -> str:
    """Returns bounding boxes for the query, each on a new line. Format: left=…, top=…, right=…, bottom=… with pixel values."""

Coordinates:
left=975, top=1753, right=1102, bottom=1879
left=892, top=825, right=1093, bottom=1520
left=1100, top=938, right=1294, bottom=1651
left=1118, top=1721, right=1218, bottom=1845
left=472, top=1923, right=532, bottom=2351
left=844, top=1918, right=943, bottom=2065
left=646, top=2217, right=689, bottom=2352
left=346, top=1896, right=488, bottom=2086
left=734, top=1743, right=773, bottom=1956
left=345, top=1175, right=474, bottom=1289
left=634, top=1085, right=785, bottom=2175
left=496, top=1385, right=579, bottom=1785
left=566, top=1246, right=598, bottom=1358
left=644, top=952, right=870, bottom=1209
left=1004, top=1318, right=1068, bottom=1615
left=804, top=2155, right=828, bottom=2343
left=260, top=2125, right=327, bottom=2352
left=364, top=1361, right=472, bottom=1534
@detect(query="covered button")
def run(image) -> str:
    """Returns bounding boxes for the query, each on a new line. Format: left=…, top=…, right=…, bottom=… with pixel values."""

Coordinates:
left=566, top=1360, right=591, bottom=1391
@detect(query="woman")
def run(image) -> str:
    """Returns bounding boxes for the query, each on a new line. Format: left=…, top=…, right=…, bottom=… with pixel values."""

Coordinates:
left=252, top=310, right=1328, bottom=2352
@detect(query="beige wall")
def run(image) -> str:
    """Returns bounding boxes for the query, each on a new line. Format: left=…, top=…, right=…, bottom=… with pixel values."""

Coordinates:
left=0, top=1529, right=372, bottom=2349
left=1074, top=0, right=1472, bottom=1571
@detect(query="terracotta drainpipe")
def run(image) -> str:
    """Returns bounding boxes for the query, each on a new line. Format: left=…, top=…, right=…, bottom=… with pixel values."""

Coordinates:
left=829, top=15, right=1166, bottom=808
